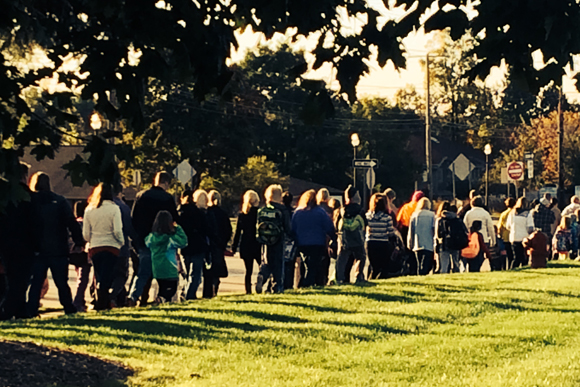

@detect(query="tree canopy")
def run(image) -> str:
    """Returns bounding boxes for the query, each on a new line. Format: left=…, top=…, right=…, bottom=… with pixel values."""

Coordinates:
left=1, top=0, right=580, bottom=205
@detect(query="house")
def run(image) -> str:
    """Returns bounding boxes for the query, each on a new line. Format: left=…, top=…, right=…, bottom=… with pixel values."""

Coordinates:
left=406, top=135, right=486, bottom=199
left=21, top=146, right=138, bottom=202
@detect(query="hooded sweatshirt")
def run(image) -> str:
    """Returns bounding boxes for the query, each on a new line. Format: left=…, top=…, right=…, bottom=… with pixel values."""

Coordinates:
left=145, top=225, right=188, bottom=279
left=397, top=191, right=425, bottom=228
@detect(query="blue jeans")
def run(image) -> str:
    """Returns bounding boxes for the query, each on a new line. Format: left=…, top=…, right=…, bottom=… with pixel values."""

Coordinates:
left=129, top=248, right=152, bottom=302
left=438, top=250, right=459, bottom=274
left=28, top=255, right=76, bottom=316
left=257, top=242, right=285, bottom=293
left=184, top=253, right=205, bottom=300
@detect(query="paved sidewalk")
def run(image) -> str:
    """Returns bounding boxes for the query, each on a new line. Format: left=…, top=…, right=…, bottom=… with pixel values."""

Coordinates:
left=41, top=254, right=257, bottom=317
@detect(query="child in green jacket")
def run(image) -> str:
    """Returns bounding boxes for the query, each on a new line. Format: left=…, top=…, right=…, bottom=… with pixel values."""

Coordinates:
left=145, top=211, right=188, bottom=303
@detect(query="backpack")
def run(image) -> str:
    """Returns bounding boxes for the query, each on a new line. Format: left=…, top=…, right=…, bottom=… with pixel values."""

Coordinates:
left=442, top=218, right=469, bottom=250
left=553, top=230, right=570, bottom=253
left=461, top=232, right=480, bottom=259
left=338, top=212, right=364, bottom=249
left=256, top=205, right=284, bottom=245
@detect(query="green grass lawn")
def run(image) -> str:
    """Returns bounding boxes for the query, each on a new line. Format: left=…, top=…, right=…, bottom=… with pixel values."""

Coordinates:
left=4, top=262, right=580, bottom=386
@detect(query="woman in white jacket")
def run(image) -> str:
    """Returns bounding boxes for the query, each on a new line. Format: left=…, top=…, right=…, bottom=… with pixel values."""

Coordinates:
left=407, top=198, right=435, bottom=276
left=506, top=197, right=534, bottom=268
left=83, top=183, right=124, bottom=310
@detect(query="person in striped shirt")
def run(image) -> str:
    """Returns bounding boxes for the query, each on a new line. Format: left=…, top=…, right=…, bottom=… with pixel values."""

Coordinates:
left=365, top=194, right=396, bottom=279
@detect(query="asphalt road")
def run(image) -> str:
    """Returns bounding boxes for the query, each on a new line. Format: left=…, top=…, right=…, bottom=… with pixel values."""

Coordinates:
left=41, top=254, right=257, bottom=316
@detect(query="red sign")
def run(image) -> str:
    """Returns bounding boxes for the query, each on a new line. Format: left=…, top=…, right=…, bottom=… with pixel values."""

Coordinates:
left=507, top=161, right=524, bottom=181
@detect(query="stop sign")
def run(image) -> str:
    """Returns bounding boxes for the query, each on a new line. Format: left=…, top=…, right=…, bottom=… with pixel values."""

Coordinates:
left=507, top=161, right=524, bottom=181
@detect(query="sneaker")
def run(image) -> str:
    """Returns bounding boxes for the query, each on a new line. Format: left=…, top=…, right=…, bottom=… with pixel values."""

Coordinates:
left=255, top=274, right=264, bottom=294
left=126, top=299, right=137, bottom=307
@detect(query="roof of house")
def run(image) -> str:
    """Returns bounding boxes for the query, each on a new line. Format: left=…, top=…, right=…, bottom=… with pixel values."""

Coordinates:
left=287, top=177, right=344, bottom=198
left=406, top=135, right=486, bottom=168
left=22, top=146, right=137, bottom=201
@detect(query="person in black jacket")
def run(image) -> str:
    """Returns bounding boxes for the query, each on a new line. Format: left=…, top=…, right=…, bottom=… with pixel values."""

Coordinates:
left=179, top=189, right=209, bottom=300
left=232, top=190, right=261, bottom=294
left=0, top=162, right=41, bottom=320
left=204, top=190, right=232, bottom=298
left=27, top=172, right=84, bottom=316
left=128, top=171, right=178, bottom=306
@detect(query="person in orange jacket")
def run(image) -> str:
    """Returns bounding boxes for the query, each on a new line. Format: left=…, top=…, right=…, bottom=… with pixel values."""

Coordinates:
left=397, top=191, right=425, bottom=241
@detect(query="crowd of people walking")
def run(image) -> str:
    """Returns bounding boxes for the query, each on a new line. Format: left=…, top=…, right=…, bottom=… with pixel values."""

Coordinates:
left=0, top=164, right=575, bottom=319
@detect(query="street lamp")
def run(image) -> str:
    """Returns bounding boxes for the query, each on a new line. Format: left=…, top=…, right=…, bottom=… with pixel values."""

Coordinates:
left=484, top=144, right=492, bottom=206
left=351, top=133, right=360, bottom=188
left=90, top=112, right=102, bottom=130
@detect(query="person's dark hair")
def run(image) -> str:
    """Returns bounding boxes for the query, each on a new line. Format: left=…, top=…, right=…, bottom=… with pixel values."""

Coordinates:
left=530, top=198, right=539, bottom=208
left=505, top=197, right=516, bottom=208
left=471, top=220, right=482, bottom=233
left=345, top=185, right=357, bottom=200
left=384, top=188, right=396, bottom=201
left=152, top=210, right=175, bottom=234
left=551, top=197, right=559, bottom=207
left=282, top=191, right=293, bottom=208
left=181, top=189, right=194, bottom=205
left=369, top=193, right=386, bottom=213
left=74, top=200, right=87, bottom=218
left=87, top=183, right=114, bottom=209
left=29, top=172, right=51, bottom=192
left=329, top=198, right=341, bottom=212
left=514, top=197, right=528, bottom=213
left=19, top=162, right=30, bottom=183
left=471, top=196, right=484, bottom=208
left=113, top=183, right=124, bottom=196
left=448, top=204, right=458, bottom=213
left=154, top=171, right=172, bottom=186
left=436, top=201, right=450, bottom=217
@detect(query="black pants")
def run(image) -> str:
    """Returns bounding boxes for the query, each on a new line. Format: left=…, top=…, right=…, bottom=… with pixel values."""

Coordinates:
left=416, top=250, right=434, bottom=275
left=490, top=257, right=506, bottom=271
left=157, top=279, right=178, bottom=301
left=92, top=250, right=118, bottom=311
left=28, top=255, right=76, bottom=316
left=512, top=242, right=526, bottom=268
left=367, top=240, right=393, bottom=279
left=202, top=267, right=220, bottom=298
left=301, top=245, right=327, bottom=287
left=242, top=255, right=260, bottom=294
left=463, top=253, right=484, bottom=272
left=1, top=255, right=33, bottom=319
left=504, top=241, right=515, bottom=269
left=283, top=256, right=296, bottom=290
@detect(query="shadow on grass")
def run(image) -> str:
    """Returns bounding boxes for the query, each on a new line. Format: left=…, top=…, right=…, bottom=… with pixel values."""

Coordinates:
left=0, top=340, right=133, bottom=387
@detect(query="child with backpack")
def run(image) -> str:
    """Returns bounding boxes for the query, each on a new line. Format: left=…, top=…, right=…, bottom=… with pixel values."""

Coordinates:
left=145, top=210, right=188, bottom=303
left=489, top=225, right=508, bottom=271
left=435, top=203, right=468, bottom=274
left=255, top=184, right=291, bottom=294
left=335, top=186, right=367, bottom=284
left=461, top=220, right=490, bottom=272
left=552, top=216, right=573, bottom=260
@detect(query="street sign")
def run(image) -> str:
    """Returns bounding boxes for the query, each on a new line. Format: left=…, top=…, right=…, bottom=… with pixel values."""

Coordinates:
left=448, top=153, right=474, bottom=181
left=173, top=160, right=197, bottom=184
left=525, top=152, right=534, bottom=179
left=500, top=167, right=508, bottom=184
left=353, top=159, right=378, bottom=168
left=507, top=161, right=524, bottom=181
left=366, top=168, right=376, bottom=190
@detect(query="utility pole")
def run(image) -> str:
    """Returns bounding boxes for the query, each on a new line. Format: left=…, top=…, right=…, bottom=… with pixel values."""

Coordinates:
left=425, top=53, right=433, bottom=200
left=558, top=86, right=564, bottom=204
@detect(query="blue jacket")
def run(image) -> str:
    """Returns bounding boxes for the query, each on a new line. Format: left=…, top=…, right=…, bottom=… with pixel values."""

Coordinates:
left=292, top=206, right=335, bottom=247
